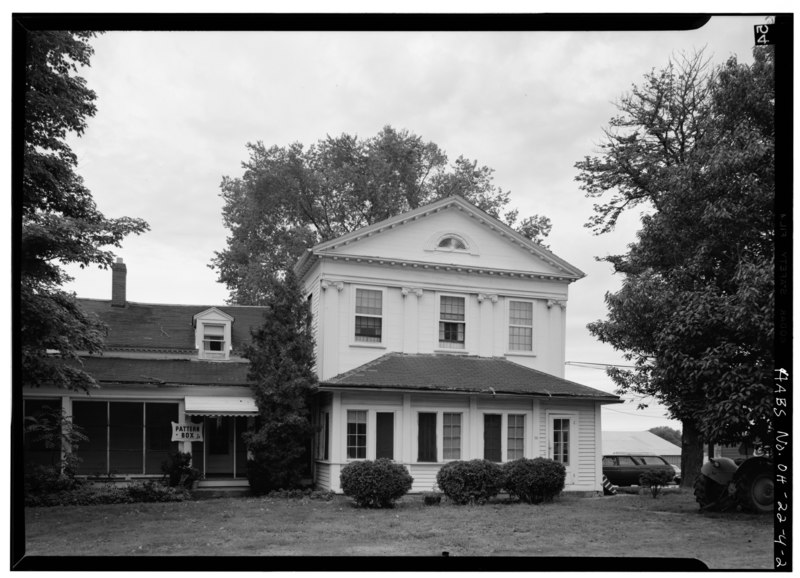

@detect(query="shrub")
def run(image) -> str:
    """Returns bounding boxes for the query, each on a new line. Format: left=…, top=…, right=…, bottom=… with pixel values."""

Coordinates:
left=24, top=462, right=85, bottom=496
left=161, top=451, right=200, bottom=489
left=436, top=460, right=505, bottom=505
left=639, top=468, right=675, bottom=498
left=25, top=480, right=190, bottom=507
left=266, top=488, right=336, bottom=501
left=339, top=459, right=414, bottom=508
left=503, top=458, right=566, bottom=504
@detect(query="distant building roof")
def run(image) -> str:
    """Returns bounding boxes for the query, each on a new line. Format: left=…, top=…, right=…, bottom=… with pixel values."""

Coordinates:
left=323, top=352, right=620, bottom=400
left=602, top=431, right=681, bottom=455
left=78, top=299, right=266, bottom=354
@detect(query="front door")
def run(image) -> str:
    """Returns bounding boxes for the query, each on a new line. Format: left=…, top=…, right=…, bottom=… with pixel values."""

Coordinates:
left=203, top=417, right=249, bottom=478
left=547, top=413, right=577, bottom=486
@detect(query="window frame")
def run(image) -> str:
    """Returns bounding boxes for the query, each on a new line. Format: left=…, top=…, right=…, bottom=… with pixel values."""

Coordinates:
left=346, top=409, right=368, bottom=460
left=435, top=293, right=469, bottom=352
left=412, top=409, right=465, bottom=464
left=342, top=407, right=399, bottom=462
left=506, top=298, right=535, bottom=355
left=350, top=285, right=386, bottom=348
left=479, top=410, right=533, bottom=463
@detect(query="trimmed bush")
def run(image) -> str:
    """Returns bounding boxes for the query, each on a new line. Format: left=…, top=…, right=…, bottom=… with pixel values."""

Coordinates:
left=339, top=459, right=414, bottom=508
left=639, top=468, right=675, bottom=498
left=436, top=459, right=505, bottom=505
left=503, top=458, right=566, bottom=504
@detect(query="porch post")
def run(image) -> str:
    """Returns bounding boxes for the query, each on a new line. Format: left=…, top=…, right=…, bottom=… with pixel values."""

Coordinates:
left=330, top=391, right=342, bottom=492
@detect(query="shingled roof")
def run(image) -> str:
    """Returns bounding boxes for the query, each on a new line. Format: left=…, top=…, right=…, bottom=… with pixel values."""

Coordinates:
left=77, top=356, right=252, bottom=386
left=323, top=353, right=620, bottom=400
left=78, top=299, right=266, bottom=353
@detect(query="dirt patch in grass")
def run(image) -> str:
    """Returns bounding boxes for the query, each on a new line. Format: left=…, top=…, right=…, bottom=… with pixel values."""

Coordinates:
left=22, top=490, right=773, bottom=569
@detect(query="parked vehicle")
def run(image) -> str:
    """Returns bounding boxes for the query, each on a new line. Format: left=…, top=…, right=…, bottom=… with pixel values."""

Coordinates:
left=602, top=454, right=678, bottom=487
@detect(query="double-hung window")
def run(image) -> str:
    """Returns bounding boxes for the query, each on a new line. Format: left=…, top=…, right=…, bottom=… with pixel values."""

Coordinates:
left=439, top=296, right=465, bottom=349
left=508, top=300, right=533, bottom=352
left=507, top=414, right=525, bottom=460
left=355, top=288, right=383, bottom=343
left=483, top=413, right=527, bottom=462
left=346, top=410, right=367, bottom=459
left=443, top=413, right=462, bottom=460
left=417, top=411, right=462, bottom=462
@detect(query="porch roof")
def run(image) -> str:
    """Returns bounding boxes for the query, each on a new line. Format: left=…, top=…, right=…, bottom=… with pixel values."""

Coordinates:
left=322, top=353, right=621, bottom=401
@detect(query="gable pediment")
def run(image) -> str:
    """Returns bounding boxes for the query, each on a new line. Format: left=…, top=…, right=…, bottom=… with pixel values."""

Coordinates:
left=300, top=196, right=583, bottom=279
left=193, top=307, right=234, bottom=326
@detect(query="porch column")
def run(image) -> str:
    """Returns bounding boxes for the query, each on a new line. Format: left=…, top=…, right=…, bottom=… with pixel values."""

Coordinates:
left=330, top=391, right=343, bottom=491
left=402, top=394, right=412, bottom=463
left=469, top=395, right=478, bottom=460
left=178, top=399, right=192, bottom=455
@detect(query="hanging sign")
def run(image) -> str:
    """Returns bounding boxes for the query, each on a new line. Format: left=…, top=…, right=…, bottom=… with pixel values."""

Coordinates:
left=171, top=421, right=204, bottom=442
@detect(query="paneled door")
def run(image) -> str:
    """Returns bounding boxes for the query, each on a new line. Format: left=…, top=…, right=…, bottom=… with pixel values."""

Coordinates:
left=547, top=413, right=577, bottom=486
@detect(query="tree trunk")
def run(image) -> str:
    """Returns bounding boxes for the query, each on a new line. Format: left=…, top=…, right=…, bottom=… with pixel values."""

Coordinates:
left=681, top=419, right=704, bottom=489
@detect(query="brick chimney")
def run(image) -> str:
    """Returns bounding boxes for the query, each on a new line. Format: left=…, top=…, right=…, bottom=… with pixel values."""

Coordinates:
left=111, top=258, right=127, bottom=307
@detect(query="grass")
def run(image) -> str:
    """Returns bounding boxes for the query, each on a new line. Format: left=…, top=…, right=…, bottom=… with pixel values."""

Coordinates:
left=22, top=489, right=774, bottom=570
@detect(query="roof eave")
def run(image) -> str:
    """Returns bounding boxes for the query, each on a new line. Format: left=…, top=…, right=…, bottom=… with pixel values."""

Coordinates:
left=317, top=383, right=620, bottom=402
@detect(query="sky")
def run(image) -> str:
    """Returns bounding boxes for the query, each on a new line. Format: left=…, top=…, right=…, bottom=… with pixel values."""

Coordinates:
left=50, top=14, right=771, bottom=434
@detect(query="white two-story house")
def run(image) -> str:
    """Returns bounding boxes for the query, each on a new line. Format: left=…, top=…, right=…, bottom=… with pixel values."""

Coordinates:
left=295, top=195, right=620, bottom=494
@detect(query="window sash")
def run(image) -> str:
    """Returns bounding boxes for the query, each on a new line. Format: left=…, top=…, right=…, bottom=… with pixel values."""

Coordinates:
left=347, top=410, right=367, bottom=459
left=355, top=316, right=382, bottom=342
left=443, top=413, right=461, bottom=460
left=507, top=414, right=525, bottom=461
left=355, top=289, right=382, bottom=315
left=509, top=301, right=533, bottom=351
left=440, top=296, right=465, bottom=321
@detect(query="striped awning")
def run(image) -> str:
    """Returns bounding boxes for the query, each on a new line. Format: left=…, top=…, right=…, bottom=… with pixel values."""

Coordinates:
left=184, top=396, right=258, bottom=417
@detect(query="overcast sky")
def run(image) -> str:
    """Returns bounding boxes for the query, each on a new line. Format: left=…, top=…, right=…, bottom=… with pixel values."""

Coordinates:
left=56, top=15, right=768, bottom=434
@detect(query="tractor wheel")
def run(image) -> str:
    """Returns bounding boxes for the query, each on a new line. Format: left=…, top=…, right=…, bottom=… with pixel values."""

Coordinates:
left=734, top=462, right=774, bottom=514
left=693, top=474, right=728, bottom=511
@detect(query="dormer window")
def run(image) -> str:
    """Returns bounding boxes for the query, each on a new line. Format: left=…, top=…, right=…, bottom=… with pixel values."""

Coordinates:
left=436, top=235, right=467, bottom=251
left=193, top=308, right=234, bottom=361
left=203, top=324, right=226, bottom=353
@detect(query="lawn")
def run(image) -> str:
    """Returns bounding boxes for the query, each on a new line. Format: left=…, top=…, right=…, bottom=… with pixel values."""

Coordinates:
left=21, top=489, right=774, bottom=570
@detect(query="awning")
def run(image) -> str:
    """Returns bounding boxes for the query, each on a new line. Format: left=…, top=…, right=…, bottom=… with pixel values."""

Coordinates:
left=184, top=396, right=259, bottom=417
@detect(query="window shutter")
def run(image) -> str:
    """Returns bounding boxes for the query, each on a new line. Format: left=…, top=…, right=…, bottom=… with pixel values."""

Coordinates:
left=417, top=413, right=437, bottom=462
left=376, top=412, right=394, bottom=460
left=483, top=414, right=502, bottom=462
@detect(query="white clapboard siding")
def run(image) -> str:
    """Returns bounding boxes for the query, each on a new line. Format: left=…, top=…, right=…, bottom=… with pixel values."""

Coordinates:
left=409, top=464, right=442, bottom=493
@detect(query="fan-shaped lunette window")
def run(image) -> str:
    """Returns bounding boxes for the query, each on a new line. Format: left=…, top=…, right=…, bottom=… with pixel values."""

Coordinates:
left=437, top=236, right=467, bottom=250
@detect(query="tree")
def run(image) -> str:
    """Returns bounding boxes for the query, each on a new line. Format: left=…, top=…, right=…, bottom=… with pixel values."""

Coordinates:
left=21, top=31, right=149, bottom=391
left=212, top=125, right=551, bottom=305
left=242, top=270, right=318, bottom=493
left=649, top=426, right=682, bottom=448
left=575, top=48, right=774, bottom=487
